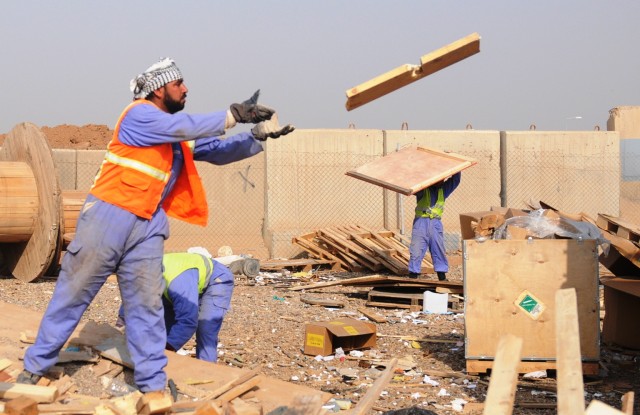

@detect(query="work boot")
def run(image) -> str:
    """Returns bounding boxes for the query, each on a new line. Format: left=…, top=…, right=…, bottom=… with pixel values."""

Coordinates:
left=437, top=272, right=447, bottom=281
left=16, top=369, right=42, bottom=385
left=407, top=272, right=420, bottom=279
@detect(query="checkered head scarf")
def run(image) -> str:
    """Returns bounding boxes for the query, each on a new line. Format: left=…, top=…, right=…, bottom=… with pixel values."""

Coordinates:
left=130, top=57, right=183, bottom=99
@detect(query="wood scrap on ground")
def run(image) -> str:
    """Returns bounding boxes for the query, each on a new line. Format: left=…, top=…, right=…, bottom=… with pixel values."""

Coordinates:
left=292, top=225, right=434, bottom=274
left=288, top=274, right=462, bottom=292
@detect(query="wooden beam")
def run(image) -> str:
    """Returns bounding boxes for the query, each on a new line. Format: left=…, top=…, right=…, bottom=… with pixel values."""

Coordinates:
left=0, top=382, right=59, bottom=403
left=621, top=391, right=634, bottom=414
left=584, top=400, right=625, bottom=415
left=345, top=33, right=480, bottom=111
left=357, top=307, right=387, bottom=323
left=555, top=288, right=585, bottom=415
left=348, top=358, right=398, bottom=415
left=482, top=334, right=523, bottom=415
left=5, top=396, right=38, bottom=415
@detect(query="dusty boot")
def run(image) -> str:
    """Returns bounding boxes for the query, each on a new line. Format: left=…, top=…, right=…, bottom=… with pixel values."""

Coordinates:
left=437, top=272, right=447, bottom=281
left=407, top=272, right=420, bottom=279
left=16, top=369, right=42, bottom=385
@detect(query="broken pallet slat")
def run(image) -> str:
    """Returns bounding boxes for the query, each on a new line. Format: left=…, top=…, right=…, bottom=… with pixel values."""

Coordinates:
left=0, top=382, right=59, bottom=403
left=300, top=296, right=345, bottom=308
left=315, top=233, right=366, bottom=271
left=357, top=307, right=387, bottom=323
left=320, top=227, right=382, bottom=271
left=292, top=236, right=348, bottom=270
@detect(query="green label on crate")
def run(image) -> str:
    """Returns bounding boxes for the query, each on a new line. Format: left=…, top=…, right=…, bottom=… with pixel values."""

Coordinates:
left=515, top=290, right=545, bottom=320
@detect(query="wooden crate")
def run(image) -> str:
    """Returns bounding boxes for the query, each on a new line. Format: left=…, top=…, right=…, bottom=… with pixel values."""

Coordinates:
left=463, top=239, right=600, bottom=375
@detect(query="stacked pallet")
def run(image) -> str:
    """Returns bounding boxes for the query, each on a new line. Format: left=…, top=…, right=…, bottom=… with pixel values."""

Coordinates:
left=596, top=213, right=640, bottom=276
left=292, top=225, right=433, bottom=274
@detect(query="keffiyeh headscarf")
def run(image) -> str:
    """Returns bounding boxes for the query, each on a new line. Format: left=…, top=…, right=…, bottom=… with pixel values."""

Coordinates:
left=130, top=57, right=183, bottom=99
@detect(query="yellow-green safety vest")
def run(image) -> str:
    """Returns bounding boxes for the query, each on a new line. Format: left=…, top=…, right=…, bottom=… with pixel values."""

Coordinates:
left=162, top=253, right=214, bottom=301
left=415, top=187, right=445, bottom=219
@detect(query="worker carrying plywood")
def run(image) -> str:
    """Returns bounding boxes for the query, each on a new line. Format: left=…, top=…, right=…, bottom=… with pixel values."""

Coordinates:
left=116, top=248, right=233, bottom=363
left=408, top=173, right=461, bottom=281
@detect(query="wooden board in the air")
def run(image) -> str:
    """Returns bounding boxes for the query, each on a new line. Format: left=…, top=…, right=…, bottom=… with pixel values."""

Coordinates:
left=346, top=146, right=476, bottom=195
left=345, top=32, right=480, bottom=111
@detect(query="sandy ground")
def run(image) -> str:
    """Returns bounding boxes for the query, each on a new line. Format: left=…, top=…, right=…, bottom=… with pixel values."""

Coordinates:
left=1, top=260, right=638, bottom=414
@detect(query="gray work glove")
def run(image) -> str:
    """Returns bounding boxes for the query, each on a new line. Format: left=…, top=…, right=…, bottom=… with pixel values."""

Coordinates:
left=251, top=114, right=295, bottom=141
left=229, top=90, right=275, bottom=124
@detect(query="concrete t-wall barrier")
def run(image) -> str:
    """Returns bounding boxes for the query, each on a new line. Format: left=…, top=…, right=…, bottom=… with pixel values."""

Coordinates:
left=264, top=129, right=385, bottom=258
left=501, top=130, right=620, bottom=219
left=608, top=106, right=640, bottom=224
left=50, top=126, right=624, bottom=261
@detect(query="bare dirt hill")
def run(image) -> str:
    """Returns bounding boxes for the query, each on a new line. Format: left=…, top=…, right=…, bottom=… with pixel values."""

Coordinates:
left=0, top=124, right=113, bottom=149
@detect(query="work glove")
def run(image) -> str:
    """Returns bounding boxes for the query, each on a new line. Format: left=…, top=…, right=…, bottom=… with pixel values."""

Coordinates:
left=229, top=90, right=275, bottom=124
left=251, top=114, right=295, bottom=141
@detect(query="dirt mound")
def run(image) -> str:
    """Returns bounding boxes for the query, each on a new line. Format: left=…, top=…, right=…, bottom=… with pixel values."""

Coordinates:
left=0, top=124, right=113, bottom=149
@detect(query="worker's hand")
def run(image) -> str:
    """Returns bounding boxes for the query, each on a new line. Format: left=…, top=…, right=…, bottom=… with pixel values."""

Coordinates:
left=229, top=90, right=275, bottom=124
left=251, top=121, right=295, bottom=141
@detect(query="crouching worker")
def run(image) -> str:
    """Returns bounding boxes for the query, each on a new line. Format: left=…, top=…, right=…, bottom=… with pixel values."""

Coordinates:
left=118, top=248, right=233, bottom=362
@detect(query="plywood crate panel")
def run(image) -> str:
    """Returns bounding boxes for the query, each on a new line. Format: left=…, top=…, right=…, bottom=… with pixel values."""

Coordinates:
left=463, top=239, right=600, bottom=372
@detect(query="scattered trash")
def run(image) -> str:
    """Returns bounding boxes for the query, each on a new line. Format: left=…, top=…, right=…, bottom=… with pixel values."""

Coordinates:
left=422, top=375, right=439, bottom=386
left=523, top=369, right=547, bottom=379
left=451, top=398, right=468, bottom=412
left=103, top=377, right=137, bottom=397
left=334, top=399, right=352, bottom=410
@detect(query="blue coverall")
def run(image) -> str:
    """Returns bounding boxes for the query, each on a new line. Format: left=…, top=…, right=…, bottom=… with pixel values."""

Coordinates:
left=163, top=258, right=234, bottom=362
left=408, top=173, right=461, bottom=274
left=23, top=104, right=263, bottom=391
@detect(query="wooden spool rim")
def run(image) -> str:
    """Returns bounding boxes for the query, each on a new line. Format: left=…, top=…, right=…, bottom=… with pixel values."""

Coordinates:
left=0, top=122, right=61, bottom=281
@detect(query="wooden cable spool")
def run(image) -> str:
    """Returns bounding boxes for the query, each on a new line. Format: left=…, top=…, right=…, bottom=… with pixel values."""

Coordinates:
left=0, top=123, right=61, bottom=281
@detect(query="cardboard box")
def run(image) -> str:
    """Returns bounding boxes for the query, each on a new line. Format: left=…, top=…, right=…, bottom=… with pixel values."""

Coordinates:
left=459, top=210, right=494, bottom=240
left=602, top=277, right=640, bottom=350
left=463, top=239, right=600, bottom=369
left=303, top=318, right=376, bottom=356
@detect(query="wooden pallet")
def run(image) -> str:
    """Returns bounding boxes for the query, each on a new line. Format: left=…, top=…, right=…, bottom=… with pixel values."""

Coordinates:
left=292, top=225, right=433, bottom=274
left=466, top=359, right=599, bottom=376
left=366, top=287, right=461, bottom=311
left=597, top=213, right=640, bottom=243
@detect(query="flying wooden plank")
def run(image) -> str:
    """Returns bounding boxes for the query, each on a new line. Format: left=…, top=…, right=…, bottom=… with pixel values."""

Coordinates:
left=345, top=32, right=480, bottom=111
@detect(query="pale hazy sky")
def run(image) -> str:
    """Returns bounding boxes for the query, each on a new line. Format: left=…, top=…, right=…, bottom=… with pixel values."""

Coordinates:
left=2, top=1, right=639, bottom=134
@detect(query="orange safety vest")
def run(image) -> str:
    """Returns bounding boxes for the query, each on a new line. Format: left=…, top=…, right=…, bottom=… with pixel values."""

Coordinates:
left=90, top=100, right=209, bottom=226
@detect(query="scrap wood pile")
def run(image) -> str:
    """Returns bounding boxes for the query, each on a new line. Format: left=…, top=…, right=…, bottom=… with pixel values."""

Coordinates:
left=292, top=225, right=432, bottom=274
left=0, top=355, right=324, bottom=415
left=460, top=200, right=640, bottom=277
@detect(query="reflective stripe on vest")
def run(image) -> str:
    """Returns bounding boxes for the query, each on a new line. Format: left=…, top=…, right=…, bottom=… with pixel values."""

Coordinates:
left=162, top=253, right=214, bottom=301
left=104, top=151, right=170, bottom=182
left=415, top=187, right=445, bottom=219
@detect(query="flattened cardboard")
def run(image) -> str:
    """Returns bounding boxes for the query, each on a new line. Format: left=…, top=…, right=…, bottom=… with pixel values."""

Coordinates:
left=602, top=277, right=640, bottom=350
left=303, top=318, right=376, bottom=356
left=346, top=146, right=476, bottom=196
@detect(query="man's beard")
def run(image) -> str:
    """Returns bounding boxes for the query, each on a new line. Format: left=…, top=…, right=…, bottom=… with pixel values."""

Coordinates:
left=164, top=95, right=186, bottom=114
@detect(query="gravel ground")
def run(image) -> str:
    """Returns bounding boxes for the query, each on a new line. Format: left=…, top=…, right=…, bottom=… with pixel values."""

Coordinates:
left=1, top=258, right=639, bottom=414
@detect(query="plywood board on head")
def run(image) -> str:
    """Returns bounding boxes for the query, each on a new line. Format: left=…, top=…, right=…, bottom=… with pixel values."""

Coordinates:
left=463, top=239, right=600, bottom=361
left=346, top=146, right=476, bottom=195
left=345, top=33, right=480, bottom=111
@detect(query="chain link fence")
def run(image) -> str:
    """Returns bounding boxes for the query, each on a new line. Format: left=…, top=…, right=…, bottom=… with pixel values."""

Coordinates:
left=54, top=131, right=635, bottom=260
